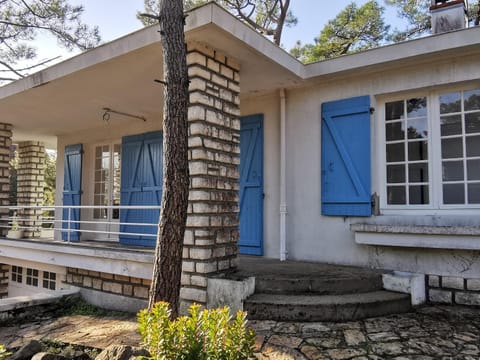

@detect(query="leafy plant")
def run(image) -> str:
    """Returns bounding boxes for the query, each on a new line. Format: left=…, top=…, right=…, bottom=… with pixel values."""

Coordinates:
left=0, top=345, right=11, bottom=359
left=138, top=302, right=255, bottom=360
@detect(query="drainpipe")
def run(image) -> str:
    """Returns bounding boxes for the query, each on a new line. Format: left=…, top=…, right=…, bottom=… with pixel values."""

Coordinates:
left=279, top=88, right=288, bottom=261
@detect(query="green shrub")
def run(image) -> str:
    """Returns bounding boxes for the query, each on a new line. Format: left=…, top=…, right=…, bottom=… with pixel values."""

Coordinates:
left=138, top=302, right=255, bottom=360
left=0, top=345, right=11, bottom=359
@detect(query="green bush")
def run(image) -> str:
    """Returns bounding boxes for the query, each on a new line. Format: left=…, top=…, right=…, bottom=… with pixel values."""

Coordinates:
left=138, top=302, right=255, bottom=360
left=0, top=345, right=11, bottom=359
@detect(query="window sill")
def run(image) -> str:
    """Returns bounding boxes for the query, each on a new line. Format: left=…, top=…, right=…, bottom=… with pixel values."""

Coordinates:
left=351, top=223, right=480, bottom=250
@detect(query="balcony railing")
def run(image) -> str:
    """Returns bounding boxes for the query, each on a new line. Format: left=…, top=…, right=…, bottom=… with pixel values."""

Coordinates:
left=0, top=205, right=161, bottom=243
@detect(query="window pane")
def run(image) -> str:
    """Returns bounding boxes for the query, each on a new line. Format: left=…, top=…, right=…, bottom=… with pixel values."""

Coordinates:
left=442, top=161, right=464, bottom=181
left=468, top=183, right=480, bottom=204
left=95, top=146, right=102, bottom=157
left=386, top=101, right=404, bottom=120
left=441, top=137, right=463, bottom=159
left=387, top=186, right=406, bottom=204
left=408, top=141, right=428, bottom=161
left=409, top=185, right=429, bottom=204
left=407, top=118, right=428, bottom=139
left=443, top=184, right=465, bottom=204
left=407, top=97, right=427, bottom=118
left=464, top=89, right=480, bottom=111
left=466, top=136, right=480, bottom=157
left=440, top=92, right=461, bottom=114
left=386, top=143, right=405, bottom=162
left=386, top=122, right=404, bottom=141
left=465, top=112, right=480, bottom=134
left=409, top=163, right=429, bottom=182
left=387, top=165, right=405, bottom=183
left=440, top=115, right=462, bottom=136
left=467, top=159, right=480, bottom=180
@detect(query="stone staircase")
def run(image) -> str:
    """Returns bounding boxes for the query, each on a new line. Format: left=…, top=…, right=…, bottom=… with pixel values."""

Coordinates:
left=239, top=257, right=412, bottom=322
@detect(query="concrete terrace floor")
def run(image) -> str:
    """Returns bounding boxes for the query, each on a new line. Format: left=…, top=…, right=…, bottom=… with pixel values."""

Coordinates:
left=1, top=305, right=480, bottom=359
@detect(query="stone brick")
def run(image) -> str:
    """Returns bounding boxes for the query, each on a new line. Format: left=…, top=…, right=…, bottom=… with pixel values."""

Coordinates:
left=83, top=276, right=93, bottom=288
left=114, top=274, right=130, bottom=282
left=429, top=289, right=453, bottom=304
left=134, top=286, right=149, bottom=299
left=190, top=248, right=212, bottom=260
left=467, top=278, right=480, bottom=291
left=195, top=261, right=217, bottom=274
left=123, top=284, right=133, bottom=297
left=442, top=276, right=465, bottom=290
left=428, top=275, right=440, bottom=288
left=180, top=287, right=207, bottom=303
left=92, top=278, right=102, bottom=290
left=103, top=281, right=122, bottom=294
left=455, top=292, right=480, bottom=306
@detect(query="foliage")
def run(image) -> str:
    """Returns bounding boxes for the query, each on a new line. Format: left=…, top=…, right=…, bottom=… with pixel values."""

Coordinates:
left=0, top=345, right=11, bottom=359
left=138, top=302, right=255, bottom=360
left=386, top=0, right=480, bottom=42
left=0, top=0, right=101, bottom=82
left=292, top=1, right=389, bottom=62
left=138, top=0, right=296, bottom=45
left=43, top=151, right=56, bottom=206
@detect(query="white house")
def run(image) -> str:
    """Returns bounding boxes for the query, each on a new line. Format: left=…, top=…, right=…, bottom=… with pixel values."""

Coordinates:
left=0, top=1, right=479, bottom=311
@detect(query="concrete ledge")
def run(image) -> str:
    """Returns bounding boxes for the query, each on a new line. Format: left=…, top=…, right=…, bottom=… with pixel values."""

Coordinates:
left=352, top=224, right=480, bottom=250
left=79, top=287, right=147, bottom=313
left=0, top=289, right=79, bottom=312
left=382, top=272, right=425, bottom=306
left=207, top=275, right=255, bottom=314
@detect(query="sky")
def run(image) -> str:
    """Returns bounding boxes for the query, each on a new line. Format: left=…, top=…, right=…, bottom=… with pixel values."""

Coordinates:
left=33, top=0, right=406, bottom=68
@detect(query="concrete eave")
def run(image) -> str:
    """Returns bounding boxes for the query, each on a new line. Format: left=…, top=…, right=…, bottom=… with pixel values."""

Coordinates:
left=303, top=26, right=480, bottom=82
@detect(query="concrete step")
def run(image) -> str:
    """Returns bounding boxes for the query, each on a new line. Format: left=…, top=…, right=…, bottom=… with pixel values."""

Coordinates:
left=244, top=290, right=411, bottom=322
left=254, top=274, right=383, bottom=295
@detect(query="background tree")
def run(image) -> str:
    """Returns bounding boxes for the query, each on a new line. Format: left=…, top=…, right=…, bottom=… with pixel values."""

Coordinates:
left=292, top=1, right=389, bottom=62
left=386, top=0, right=480, bottom=42
left=138, top=0, right=296, bottom=45
left=0, top=0, right=100, bottom=82
left=142, top=0, right=190, bottom=318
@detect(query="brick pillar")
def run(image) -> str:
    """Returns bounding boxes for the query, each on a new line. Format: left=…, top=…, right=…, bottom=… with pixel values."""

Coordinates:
left=0, top=264, right=8, bottom=299
left=180, top=42, right=240, bottom=311
left=17, top=141, right=45, bottom=238
left=0, top=123, right=12, bottom=236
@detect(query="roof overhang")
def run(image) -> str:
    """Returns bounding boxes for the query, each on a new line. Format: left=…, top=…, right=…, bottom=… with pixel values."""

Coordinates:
left=1, top=2, right=480, bottom=148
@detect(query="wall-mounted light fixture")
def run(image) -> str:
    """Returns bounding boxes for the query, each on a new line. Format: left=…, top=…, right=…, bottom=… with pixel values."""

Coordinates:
left=102, top=107, right=147, bottom=123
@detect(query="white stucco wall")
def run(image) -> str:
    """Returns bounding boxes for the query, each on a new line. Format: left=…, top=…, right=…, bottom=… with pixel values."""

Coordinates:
left=244, top=52, right=480, bottom=278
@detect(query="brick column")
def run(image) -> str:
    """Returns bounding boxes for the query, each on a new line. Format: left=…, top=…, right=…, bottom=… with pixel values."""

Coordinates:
left=17, top=141, right=45, bottom=238
left=0, top=264, right=8, bottom=299
left=181, top=42, right=240, bottom=311
left=0, top=124, right=12, bottom=236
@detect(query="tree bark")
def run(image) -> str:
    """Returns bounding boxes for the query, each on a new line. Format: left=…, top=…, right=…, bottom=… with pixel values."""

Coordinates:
left=148, top=0, right=190, bottom=318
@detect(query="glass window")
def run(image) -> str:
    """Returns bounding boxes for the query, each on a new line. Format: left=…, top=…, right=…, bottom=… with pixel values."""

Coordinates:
left=440, top=89, right=480, bottom=205
left=43, top=271, right=57, bottom=290
left=384, top=97, right=429, bottom=205
left=94, top=144, right=121, bottom=220
left=11, top=265, right=23, bottom=283
left=26, top=268, right=39, bottom=287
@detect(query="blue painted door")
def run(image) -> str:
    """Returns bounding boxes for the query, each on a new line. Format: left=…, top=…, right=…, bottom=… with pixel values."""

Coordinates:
left=239, top=114, right=264, bottom=255
left=321, top=95, right=371, bottom=216
left=62, top=144, right=83, bottom=241
left=119, top=131, right=163, bottom=247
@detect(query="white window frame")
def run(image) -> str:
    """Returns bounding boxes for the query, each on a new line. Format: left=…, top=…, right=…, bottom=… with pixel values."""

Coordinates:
left=377, top=84, right=480, bottom=215
left=92, top=142, right=121, bottom=221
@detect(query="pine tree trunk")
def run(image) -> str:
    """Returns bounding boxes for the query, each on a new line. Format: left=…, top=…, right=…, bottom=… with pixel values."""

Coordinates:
left=148, top=0, right=189, bottom=318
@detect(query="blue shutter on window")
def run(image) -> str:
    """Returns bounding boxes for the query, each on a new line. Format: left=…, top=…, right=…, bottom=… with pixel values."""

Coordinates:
left=62, top=144, right=83, bottom=241
left=119, top=131, right=163, bottom=247
left=321, top=95, right=371, bottom=216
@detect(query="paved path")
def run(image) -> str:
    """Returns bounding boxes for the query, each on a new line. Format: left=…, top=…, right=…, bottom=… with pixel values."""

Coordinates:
left=1, top=305, right=479, bottom=359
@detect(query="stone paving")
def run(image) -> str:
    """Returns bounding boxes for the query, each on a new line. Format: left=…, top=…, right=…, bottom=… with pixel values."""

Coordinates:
left=1, top=305, right=479, bottom=359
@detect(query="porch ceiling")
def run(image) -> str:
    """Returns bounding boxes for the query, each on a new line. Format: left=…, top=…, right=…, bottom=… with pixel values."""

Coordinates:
left=0, top=4, right=302, bottom=149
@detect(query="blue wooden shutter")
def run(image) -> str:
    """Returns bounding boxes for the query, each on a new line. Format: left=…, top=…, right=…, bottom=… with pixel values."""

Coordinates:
left=119, top=131, right=162, bottom=247
left=321, top=96, right=371, bottom=216
left=239, top=114, right=264, bottom=255
left=62, top=144, right=83, bottom=241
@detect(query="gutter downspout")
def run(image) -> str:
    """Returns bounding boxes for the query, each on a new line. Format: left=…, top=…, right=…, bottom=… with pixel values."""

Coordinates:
left=279, top=88, right=288, bottom=261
